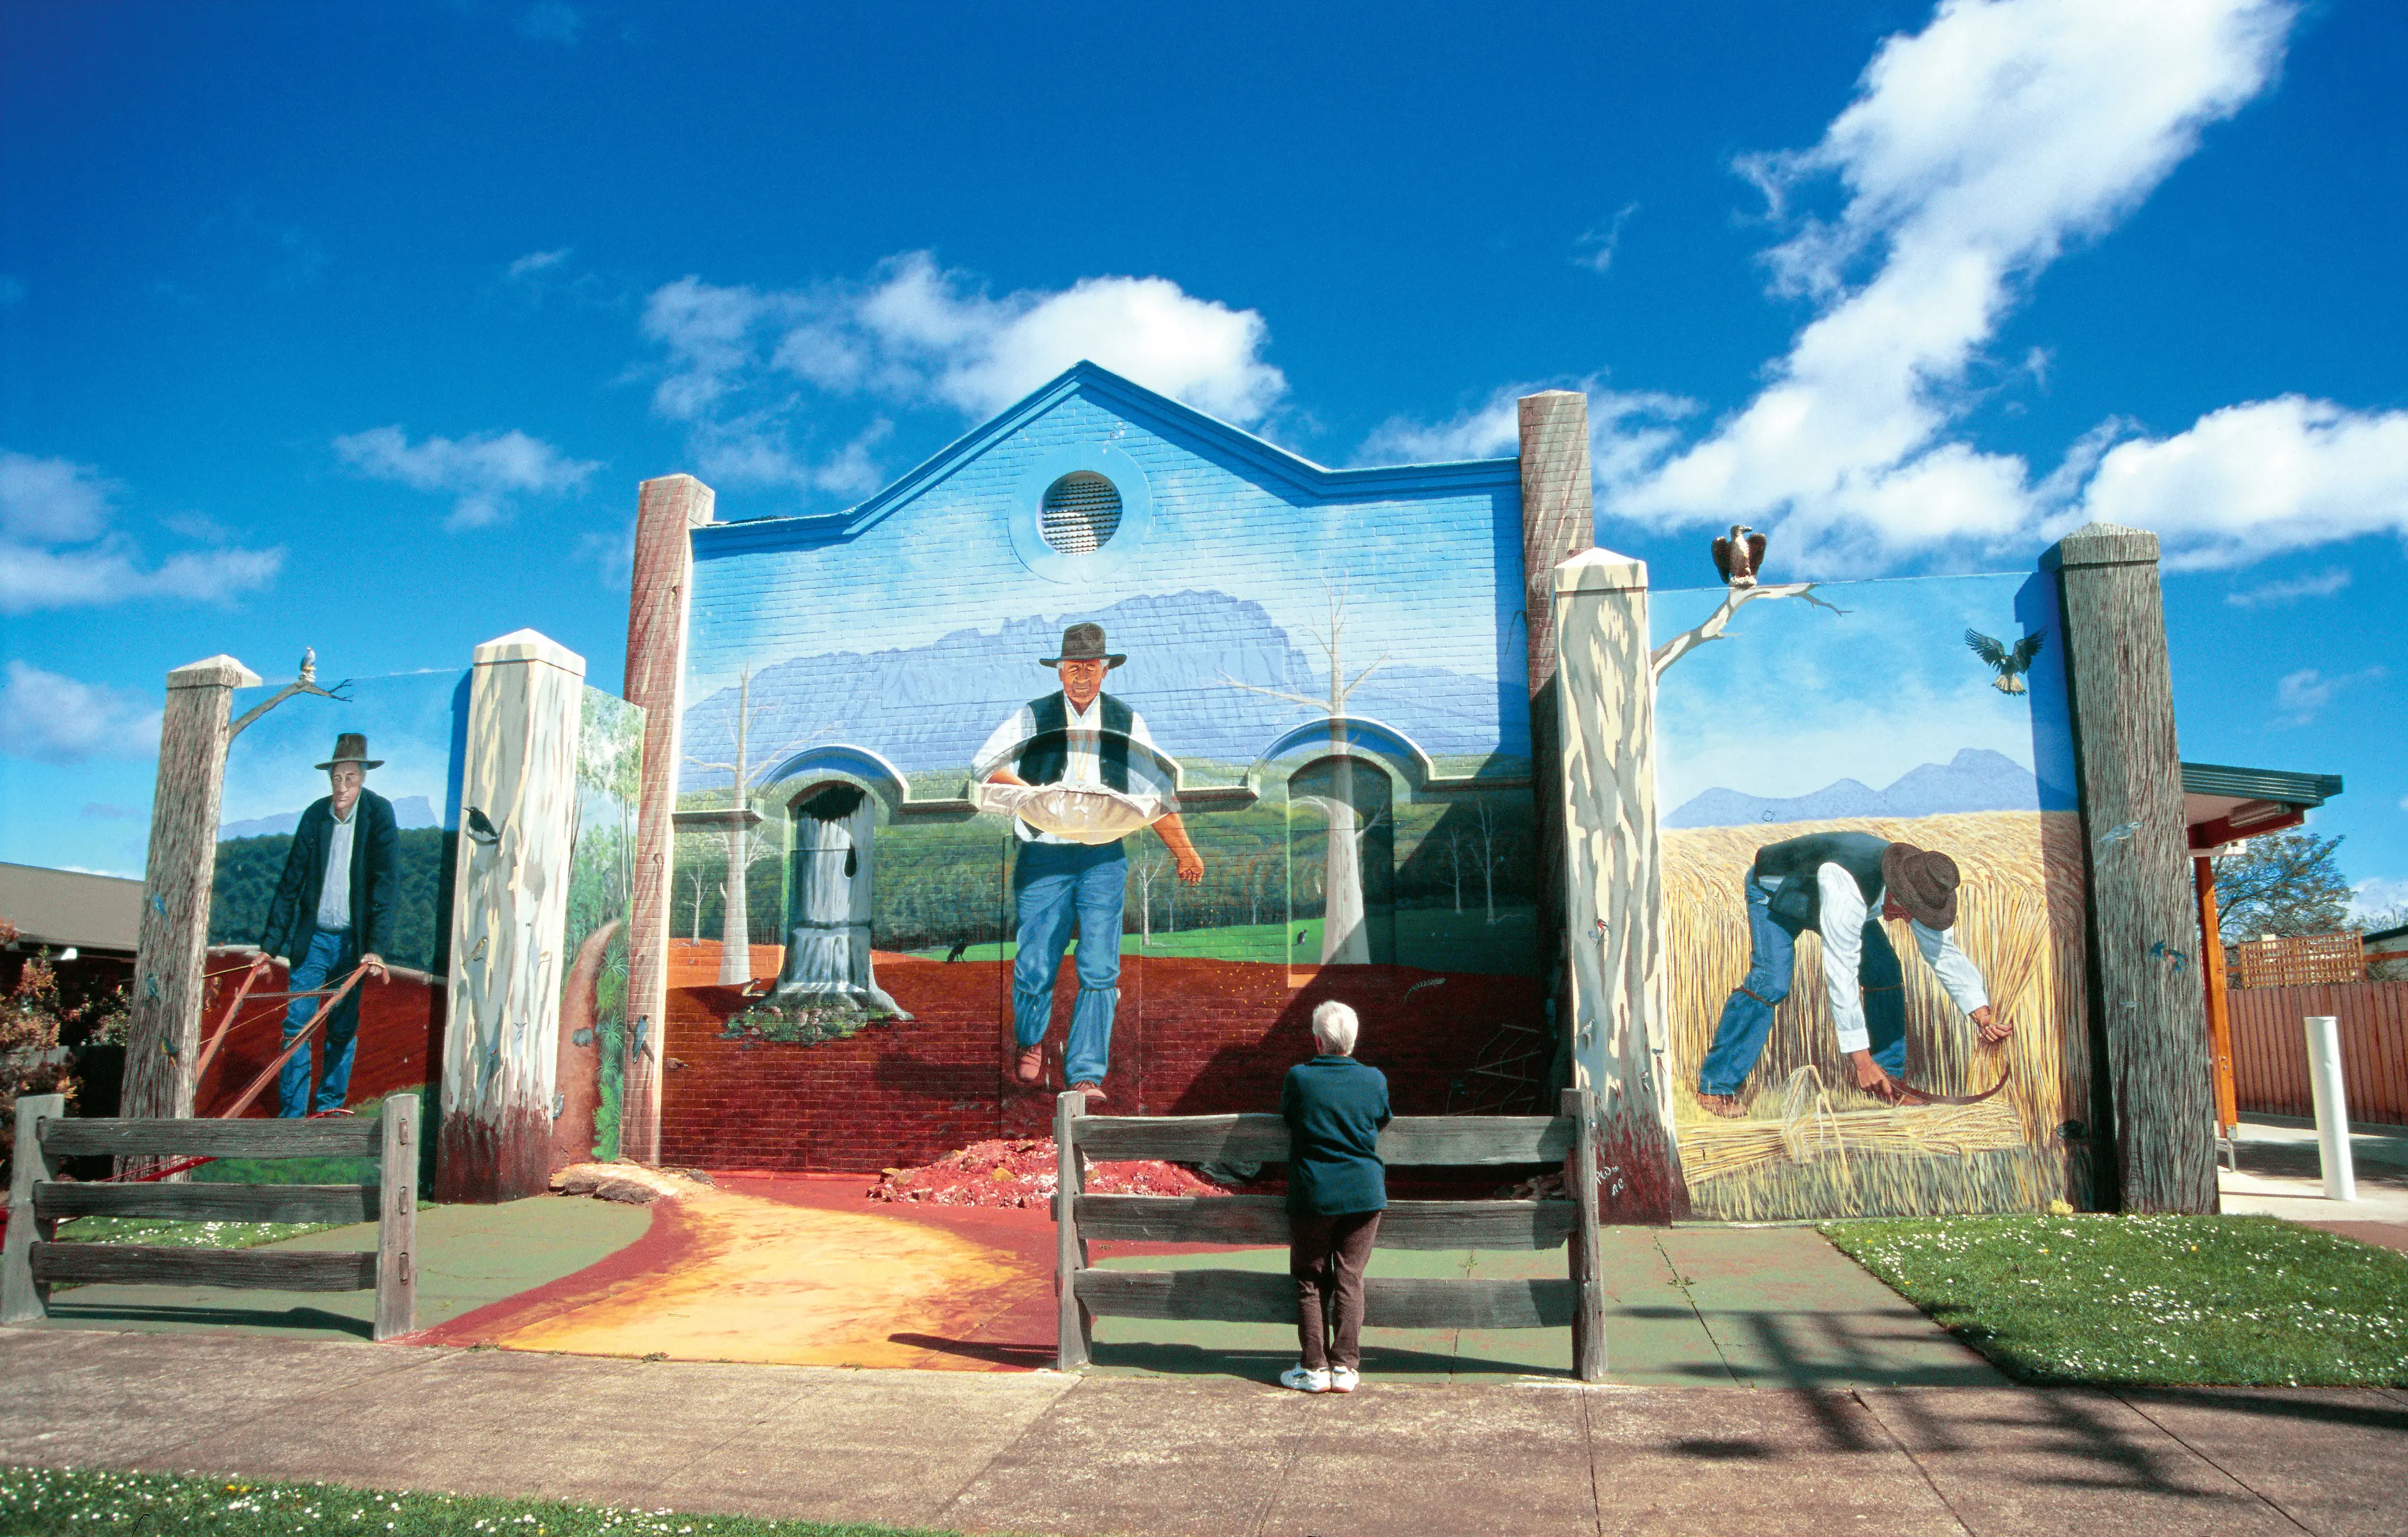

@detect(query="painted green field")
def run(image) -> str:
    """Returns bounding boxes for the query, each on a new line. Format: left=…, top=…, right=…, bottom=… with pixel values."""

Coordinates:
left=907, top=905, right=1538, bottom=976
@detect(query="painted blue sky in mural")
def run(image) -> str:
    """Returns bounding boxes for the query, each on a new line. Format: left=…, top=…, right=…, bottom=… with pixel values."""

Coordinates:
left=215, top=671, right=466, bottom=840
left=2, top=1, right=2401, bottom=911
left=1653, top=573, right=2076, bottom=829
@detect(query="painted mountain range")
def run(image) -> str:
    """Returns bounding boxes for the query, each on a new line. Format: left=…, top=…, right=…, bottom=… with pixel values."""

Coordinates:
left=219, top=794, right=442, bottom=842
left=681, top=590, right=1518, bottom=786
left=1663, top=748, right=2075, bottom=830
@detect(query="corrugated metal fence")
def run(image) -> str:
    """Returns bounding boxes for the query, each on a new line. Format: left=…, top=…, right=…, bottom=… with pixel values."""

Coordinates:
left=2227, top=980, right=2408, bottom=1126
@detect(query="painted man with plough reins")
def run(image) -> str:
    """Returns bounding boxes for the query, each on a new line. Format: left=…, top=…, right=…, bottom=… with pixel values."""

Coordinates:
left=1696, top=831, right=2007, bottom=1115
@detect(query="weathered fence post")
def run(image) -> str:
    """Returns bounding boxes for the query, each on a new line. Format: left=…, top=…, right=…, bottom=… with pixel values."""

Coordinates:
left=2, top=1093, right=67, bottom=1324
left=439, top=631, right=586, bottom=1203
left=1054, top=1089, right=1091, bottom=1371
left=374, top=1092, right=419, bottom=1339
left=621, top=474, right=714, bottom=1166
left=121, top=656, right=261, bottom=1129
left=2045, top=522, right=2216, bottom=1214
left=1563, top=1086, right=1607, bottom=1380
left=1520, top=391, right=1596, bottom=1092
left=1551, top=549, right=1688, bottom=1223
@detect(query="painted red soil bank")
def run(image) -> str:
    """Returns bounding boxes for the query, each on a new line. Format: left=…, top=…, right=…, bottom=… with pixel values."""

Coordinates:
left=193, top=949, right=442, bottom=1118
left=661, top=952, right=1546, bottom=1172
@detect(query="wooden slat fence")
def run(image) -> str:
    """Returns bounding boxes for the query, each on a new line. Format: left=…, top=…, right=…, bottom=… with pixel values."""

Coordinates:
left=2232, top=932, right=2366, bottom=989
left=2226, top=981, right=2408, bottom=1126
left=1053, top=1088, right=1606, bottom=1381
left=2, top=1094, right=418, bottom=1339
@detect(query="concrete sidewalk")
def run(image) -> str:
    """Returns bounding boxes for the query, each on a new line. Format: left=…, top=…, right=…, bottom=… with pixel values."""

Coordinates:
left=5, top=1328, right=2404, bottom=1536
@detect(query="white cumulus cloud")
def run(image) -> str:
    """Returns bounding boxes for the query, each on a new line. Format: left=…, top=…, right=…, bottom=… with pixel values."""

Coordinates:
left=1602, top=0, right=2294, bottom=568
left=638, top=251, right=1286, bottom=496
left=2272, top=664, right=2384, bottom=727
left=2225, top=567, right=2350, bottom=607
left=332, top=426, right=601, bottom=529
left=0, top=660, right=161, bottom=764
left=0, top=448, right=283, bottom=613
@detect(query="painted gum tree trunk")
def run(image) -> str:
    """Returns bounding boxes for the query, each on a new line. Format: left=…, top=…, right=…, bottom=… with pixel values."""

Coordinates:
left=775, top=787, right=906, bottom=1015
left=123, top=655, right=261, bottom=1128
left=440, top=629, right=585, bottom=1202
left=1551, top=550, right=1688, bottom=1222
left=620, top=472, right=713, bottom=1164
left=2046, top=522, right=2216, bottom=1214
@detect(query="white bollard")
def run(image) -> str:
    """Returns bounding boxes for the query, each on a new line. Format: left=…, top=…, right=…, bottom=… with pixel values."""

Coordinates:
left=2302, top=1015, right=2356, bottom=1202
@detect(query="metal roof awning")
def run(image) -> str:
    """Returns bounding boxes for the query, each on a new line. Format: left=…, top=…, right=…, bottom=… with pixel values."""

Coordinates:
left=2180, top=761, right=2343, bottom=854
left=0, top=861, right=144, bottom=955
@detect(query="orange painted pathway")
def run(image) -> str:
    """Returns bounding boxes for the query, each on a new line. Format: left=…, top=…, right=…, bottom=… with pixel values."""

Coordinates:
left=414, top=1174, right=1062, bottom=1371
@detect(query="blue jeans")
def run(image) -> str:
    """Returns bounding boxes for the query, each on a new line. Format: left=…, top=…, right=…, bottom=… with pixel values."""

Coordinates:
left=1011, top=840, right=1126, bottom=1087
left=1697, top=878, right=1907, bottom=1095
left=279, top=927, right=361, bottom=1117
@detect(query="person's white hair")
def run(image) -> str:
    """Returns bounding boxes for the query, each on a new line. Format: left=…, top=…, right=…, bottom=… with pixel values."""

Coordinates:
left=1310, top=1000, right=1359, bottom=1056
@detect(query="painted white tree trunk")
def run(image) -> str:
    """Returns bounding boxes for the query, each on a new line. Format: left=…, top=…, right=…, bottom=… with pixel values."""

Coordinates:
left=1552, top=550, right=1689, bottom=1222
left=1299, top=793, right=1370, bottom=965
left=718, top=821, right=752, bottom=985
left=773, top=795, right=906, bottom=1015
left=441, top=629, right=585, bottom=1203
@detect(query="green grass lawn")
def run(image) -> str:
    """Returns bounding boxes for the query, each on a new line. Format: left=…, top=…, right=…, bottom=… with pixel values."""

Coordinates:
left=909, top=906, right=1540, bottom=974
left=1823, top=1214, right=2408, bottom=1386
left=49, top=1214, right=340, bottom=1251
left=0, top=1467, right=967, bottom=1536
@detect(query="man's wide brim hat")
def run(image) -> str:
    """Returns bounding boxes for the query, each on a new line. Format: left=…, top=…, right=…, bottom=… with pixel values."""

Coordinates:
left=1041, top=621, right=1126, bottom=669
left=1882, top=842, right=1960, bottom=929
left=315, top=732, right=384, bottom=771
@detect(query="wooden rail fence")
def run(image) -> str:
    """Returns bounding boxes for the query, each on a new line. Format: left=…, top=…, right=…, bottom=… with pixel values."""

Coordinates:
left=1053, top=1087, right=1606, bottom=1381
left=2226, top=981, right=2408, bottom=1126
left=1, top=1094, right=418, bottom=1339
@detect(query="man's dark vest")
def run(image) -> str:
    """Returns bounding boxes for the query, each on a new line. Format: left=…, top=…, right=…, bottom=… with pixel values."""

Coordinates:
left=1751, top=830, right=1890, bottom=936
left=1018, top=691, right=1132, bottom=791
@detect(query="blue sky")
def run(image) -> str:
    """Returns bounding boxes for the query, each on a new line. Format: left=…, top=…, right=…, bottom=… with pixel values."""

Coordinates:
left=1, top=0, right=2401, bottom=912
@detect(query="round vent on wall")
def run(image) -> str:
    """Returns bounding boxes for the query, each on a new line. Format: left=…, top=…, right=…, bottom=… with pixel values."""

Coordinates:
left=1038, top=471, right=1123, bottom=555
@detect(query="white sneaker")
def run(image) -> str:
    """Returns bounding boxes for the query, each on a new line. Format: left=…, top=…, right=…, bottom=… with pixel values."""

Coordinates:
left=1329, top=1366, right=1360, bottom=1393
left=1280, top=1363, right=1332, bottom=1393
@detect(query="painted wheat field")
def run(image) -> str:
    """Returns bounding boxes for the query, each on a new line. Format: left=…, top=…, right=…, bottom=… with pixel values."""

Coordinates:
left=1663, top=810, right=2093, bottom=1221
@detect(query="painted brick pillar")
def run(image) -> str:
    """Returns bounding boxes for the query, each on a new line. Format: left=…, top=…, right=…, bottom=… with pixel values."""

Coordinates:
left=621, top=473, right=713, bottom=1164
left=122, top=654, right=261, bottom=1127
left=2044, top=522, right=2217, bottom=1214
left=1553, top=550, right=1688, bottom=1223
left=1518, top=391, right=1595, bottom=1091
left=439, top=629, right=585, bottom=1202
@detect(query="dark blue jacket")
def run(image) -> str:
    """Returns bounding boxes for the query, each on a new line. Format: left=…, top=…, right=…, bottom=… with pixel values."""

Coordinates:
left=1281, top=1055, right=1392, bottom=1215
left=261, top=789, right=400, bottom=963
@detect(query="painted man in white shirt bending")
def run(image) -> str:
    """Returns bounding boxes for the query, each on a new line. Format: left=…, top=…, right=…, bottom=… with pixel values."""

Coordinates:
left=1695, top=832, right=2005, bottom=1115
left=973, top=623, right=1202, bottom=1103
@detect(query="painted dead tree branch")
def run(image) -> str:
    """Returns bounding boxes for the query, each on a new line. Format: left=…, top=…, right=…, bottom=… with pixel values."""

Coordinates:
left=1220, top=582, right=1388, bottom=965
left=683, top=663, right=835, bottom=986
left=1648, top=582, right=1849, bottom=682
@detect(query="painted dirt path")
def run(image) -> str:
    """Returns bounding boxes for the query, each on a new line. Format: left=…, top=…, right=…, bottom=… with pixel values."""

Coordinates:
left=415, top=1173, right=1058, bottom=1370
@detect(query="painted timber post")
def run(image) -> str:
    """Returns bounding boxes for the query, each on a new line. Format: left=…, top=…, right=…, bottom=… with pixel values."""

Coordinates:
left=121, top=654, right=263, bottom=1130
left=1518, top=391, right=1596, bottom=1093
left=2044, top=522, right=2217, bottom=1214
left=1551, top=549, right=1688, bottom=1222
left=438, top=630, right=587, bottom=1202
left=621, top=473, right=714, bottom=1164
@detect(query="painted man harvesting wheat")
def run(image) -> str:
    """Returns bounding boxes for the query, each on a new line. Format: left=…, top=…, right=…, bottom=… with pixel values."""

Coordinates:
left=1696, top=831, right=2007, bottom=1115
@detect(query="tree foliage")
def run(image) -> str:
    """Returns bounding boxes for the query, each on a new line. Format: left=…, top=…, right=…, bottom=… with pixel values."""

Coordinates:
left=2212, top=830, right=2353, bottom=943
left=2, top=922, right=126, bottom=1186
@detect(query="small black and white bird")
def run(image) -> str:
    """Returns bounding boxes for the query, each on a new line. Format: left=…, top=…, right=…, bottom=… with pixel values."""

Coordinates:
left=1712, top=525, right=1767, bottom=588
left=465, top=806, right=502, bottom=847
left=1965, top=629, right=2046, bottom=694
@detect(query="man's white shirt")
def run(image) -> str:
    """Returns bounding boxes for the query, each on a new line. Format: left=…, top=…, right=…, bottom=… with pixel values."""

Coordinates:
left=314, top=799, right=357, bottom=932
left=974, top=694, right=1162, bottom=845
left=1755, top=865, right=1989, bottom=1054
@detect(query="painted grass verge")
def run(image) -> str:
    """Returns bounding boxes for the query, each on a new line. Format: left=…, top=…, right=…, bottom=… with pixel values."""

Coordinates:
left=0, top=1467, right=974, bottom=1537
left=50, top=1215, right=340, bottom=1250
left=1823, top=1214, right=2408, bottom=1386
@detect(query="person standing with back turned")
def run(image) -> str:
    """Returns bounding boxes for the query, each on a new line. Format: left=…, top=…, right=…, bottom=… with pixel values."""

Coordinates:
left=1280, top=1000, right=1390, bottom=1394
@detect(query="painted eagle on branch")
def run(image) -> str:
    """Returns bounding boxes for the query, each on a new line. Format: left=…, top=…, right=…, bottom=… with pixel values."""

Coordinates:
left=1965, top=628, right=2045, bottom=694
left=1711, top=524, right=1767, bottom=587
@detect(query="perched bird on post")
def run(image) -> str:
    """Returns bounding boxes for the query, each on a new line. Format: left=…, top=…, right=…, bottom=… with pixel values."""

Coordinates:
left=1711, top=525, right=1767, bottom=587
left=1964, top=629, right=2045, bottom=694
left=299, top=648, right=317, bottom=684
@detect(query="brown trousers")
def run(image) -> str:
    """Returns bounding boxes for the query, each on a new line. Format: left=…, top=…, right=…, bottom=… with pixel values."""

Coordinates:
left=1290, top=1209, right=1382, bottom=1370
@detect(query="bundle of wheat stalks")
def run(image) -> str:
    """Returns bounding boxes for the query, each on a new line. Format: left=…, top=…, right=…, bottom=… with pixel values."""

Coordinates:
left=1663, top=811, right=2092, bottom=1219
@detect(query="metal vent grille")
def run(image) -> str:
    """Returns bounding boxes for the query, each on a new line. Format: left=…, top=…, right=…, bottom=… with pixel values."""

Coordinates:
left=1039, top=472, right=1122, bottom=555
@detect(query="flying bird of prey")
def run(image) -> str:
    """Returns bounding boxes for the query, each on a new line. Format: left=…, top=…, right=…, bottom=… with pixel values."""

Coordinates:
left=1965, top=629, right=2045, bottom=693
left=1711, top=525, right=1767, bottom=588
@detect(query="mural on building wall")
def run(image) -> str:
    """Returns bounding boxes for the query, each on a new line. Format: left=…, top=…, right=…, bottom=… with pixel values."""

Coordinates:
left=203, top=667, right=467, bottom=1118
left=556, top=689, right=643, bottom=1166
left=1652, top=567, right=2092, bottom=1220
left=664, top=368, right=1548, bottom=1162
